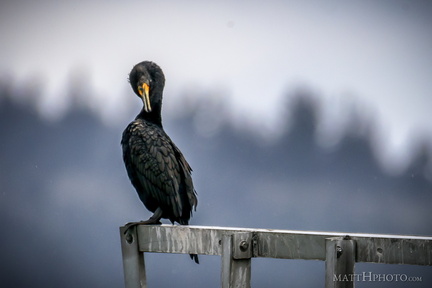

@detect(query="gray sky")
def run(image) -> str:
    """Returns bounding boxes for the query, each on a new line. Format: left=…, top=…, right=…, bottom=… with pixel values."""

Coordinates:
left=1, top=0, right=432, bottom=173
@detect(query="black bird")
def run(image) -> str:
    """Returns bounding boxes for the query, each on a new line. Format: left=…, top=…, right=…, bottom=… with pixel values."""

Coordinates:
left=121, top=61, right=198, bottom=263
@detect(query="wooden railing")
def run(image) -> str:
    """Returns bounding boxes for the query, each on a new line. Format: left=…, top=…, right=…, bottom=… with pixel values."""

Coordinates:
left=119, top=225, right=432, bottom=288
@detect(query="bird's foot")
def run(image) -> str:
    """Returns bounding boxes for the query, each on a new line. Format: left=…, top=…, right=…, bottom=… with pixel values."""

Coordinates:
left=123, top=218, right=162, bottom=235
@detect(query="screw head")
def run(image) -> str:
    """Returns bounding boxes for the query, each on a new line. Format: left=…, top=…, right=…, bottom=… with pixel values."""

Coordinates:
left=336, top=245, right=343, bottom=258
left=126, top=233, right=134, bottom=244
left=240, top=240, right=249, bottom=251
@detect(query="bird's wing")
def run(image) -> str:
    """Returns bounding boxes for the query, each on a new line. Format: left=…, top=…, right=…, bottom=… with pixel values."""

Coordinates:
left=124, top=122, right=183, bottom=218
left=171, top=143, right=198, bottom=211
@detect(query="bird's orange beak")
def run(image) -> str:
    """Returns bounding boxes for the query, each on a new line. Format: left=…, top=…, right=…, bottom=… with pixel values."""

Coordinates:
left=138, top=83, right=151, bottom=112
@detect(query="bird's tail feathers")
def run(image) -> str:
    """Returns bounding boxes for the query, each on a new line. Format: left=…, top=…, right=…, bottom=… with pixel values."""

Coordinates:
left=190, top=254, right=199, bottom=264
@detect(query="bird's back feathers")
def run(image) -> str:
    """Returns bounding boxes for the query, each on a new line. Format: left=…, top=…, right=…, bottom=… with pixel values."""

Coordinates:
left=122, top=119, right=197, bottom=224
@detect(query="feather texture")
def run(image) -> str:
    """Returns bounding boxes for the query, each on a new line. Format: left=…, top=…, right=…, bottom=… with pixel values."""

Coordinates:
left=122, top=119, right=197, bottom=224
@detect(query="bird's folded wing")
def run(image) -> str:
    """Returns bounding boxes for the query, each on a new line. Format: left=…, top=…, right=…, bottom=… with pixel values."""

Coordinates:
left=128, top=126, right=183, bottom=218
left=171, top=143, right=198, bottom=211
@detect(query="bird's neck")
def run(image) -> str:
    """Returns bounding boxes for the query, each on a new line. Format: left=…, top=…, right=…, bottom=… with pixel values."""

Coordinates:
left=136, top=105, right=163, bottom=127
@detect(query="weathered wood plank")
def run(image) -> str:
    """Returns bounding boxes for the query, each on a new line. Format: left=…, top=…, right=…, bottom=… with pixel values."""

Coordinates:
left=135, top=225, right=432, bottom=266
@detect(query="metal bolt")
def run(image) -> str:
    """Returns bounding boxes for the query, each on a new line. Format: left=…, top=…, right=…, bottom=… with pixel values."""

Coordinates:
left=336, top=245, right=343, bottom=258
left=126, top=233, right=134, bottom=244
left=240, top=240, right=249, bottom=252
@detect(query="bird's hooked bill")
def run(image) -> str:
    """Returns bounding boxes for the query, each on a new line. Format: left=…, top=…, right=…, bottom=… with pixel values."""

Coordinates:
left=138, top=83, right=151, bottom=112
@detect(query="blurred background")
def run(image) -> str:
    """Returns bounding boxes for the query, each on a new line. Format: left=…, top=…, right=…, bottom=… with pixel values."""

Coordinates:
left=1, top=0, right=431, bottom=287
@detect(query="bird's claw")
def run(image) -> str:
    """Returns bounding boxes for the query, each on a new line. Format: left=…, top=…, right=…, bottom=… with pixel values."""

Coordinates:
left=123, top=219, right=162, bottom=235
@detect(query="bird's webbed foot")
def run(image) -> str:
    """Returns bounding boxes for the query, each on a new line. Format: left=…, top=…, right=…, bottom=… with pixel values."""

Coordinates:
left=123, top=208, right=163, bottom=234
left=123, top=218, right=162, bottom=235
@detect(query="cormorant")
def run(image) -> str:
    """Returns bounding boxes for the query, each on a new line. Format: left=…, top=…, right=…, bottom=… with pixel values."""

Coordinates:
left=121, top=61, right=198, bottom=263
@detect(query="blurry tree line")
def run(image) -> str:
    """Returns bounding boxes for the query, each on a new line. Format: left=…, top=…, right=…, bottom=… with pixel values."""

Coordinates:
left=0, top=77, right=431, bottom=288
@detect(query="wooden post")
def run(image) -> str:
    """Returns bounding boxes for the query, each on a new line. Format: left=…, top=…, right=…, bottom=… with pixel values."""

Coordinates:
left=325, top=237, right=356, bottom=288
left=120, top=226, right=147, bottom=288
left=221, top=233, right=252, bottom=288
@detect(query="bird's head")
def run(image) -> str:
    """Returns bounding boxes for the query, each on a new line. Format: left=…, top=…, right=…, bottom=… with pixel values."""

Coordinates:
left=129, top=61, right=165, bottom=113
